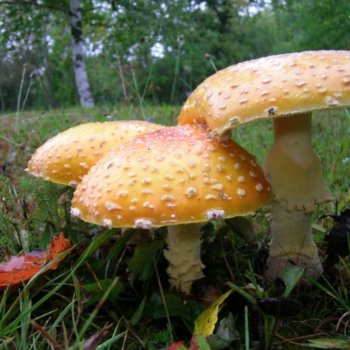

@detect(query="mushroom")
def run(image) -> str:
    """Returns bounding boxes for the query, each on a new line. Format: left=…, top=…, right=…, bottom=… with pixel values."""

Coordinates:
left=178, top=50, right=350, bottom=279
left=27, top=120, right=163, bottom=187
left=71, top=124, right=272, bottom=293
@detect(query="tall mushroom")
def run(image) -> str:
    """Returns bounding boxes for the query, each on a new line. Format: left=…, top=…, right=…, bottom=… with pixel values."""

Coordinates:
left=27, top=120, right=163, bottom=187
left=178, top=50, right=350, bottom=279
left=71, top=124, right=272, bottom=293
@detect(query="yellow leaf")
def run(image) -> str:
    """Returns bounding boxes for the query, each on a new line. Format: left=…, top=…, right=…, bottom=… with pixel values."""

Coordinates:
left=194, top=290, right=233, bottom=337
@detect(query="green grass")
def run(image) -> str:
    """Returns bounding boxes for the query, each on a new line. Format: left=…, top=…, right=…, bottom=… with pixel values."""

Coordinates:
left=0, top=106, right=349, bottom=349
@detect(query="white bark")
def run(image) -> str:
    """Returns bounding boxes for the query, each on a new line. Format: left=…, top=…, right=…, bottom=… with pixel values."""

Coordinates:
left=69, top=0, right=94, bottom=108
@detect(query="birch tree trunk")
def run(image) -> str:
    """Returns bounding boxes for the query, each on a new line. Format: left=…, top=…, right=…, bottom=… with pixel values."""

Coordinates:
left=69, top=0, right=94, bottom=108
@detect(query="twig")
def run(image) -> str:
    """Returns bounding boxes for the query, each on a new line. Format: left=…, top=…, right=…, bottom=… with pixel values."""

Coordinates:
left=30, top=320, right=64, bottom=350
left=275, top=332, right=326, bottom=345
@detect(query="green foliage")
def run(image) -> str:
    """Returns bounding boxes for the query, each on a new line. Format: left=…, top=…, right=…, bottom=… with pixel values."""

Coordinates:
left=0, top=175, right=69, bottom=253
left=2, top=0, right=349, bottom=111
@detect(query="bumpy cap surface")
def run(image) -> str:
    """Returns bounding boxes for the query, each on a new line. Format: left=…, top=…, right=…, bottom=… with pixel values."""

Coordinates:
left=71, top=124, right=272, bottom=228
left=179, top=51, right=350, bottom=137
left=27, top=120, right=163, bottom=187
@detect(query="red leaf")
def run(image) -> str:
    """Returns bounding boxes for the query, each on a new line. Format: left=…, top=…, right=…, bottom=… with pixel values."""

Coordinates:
left=0, top=233, right=71, bottom=289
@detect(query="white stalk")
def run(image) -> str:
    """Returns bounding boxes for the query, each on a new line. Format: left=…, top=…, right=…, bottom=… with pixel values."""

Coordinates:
left=164, top=224, right=205, bottom=294
left=263, top=113, right=332, bottom=279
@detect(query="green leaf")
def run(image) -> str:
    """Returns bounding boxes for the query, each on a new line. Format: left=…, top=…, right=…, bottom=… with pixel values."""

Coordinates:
left=84, top=279, right=124, bottom=307
left=145, top=290, right=205, bottom=322
left=307, top=338, right=350, bottom=349
left=195, top=334, right=212, bottom=350
left=131, top=296, right=147, bottom=326
left=225, top=217, right=256, bottom=244
left=283, top=262, right=306, bottom=298
left=129, top=240, right=164, bottom=280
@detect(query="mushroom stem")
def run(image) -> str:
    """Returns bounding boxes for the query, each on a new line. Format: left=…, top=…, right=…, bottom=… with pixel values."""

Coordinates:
left=163, top=224, right=205, bottom=294
left=263, top=113, right=333, bottom=278
left=266, top=202, right=322, bottom=278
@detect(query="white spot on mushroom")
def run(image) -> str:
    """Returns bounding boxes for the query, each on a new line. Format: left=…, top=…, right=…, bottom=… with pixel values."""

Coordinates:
left=188, top=161, right=196, bottom=168
left=102, top=219, right=112, bottom=228
left=69, top=181, right=78, bottom=188
left=202, top=164, right=211, bottom=171
left=129, top=206, right=136, bottom=211
left=165, top=174, right=174, bottom=180
left=295, top=81, right=307, bottom=87
left=162, top=195, right=175, bottom=202
left=226, top=174, right=232, bottom=181
left=237, top=188, right=246, bottom=198
left=255, top=183, right=263, bottom=192
left=234, top=163, right=241, bottom=170
left=205, top=194, right=218, bottom=200
left=71, top=208, right=81, bottom=218
left=64, top=164, right=70, bottom=169
left=142, top=178, right=152, bottom=184
left=134, top=219, right=152, bottom=229
left=262, top=78, right=271, bottom=84
left=325, top=96, right=340, bottom=106
left=218, top=157, right=227, bottom=162
left=79, top=162, right=88, bottom=169
left=117, top=190, right=128, bottom=198
left=163, top=184, right=172, bottom=190
left=185, top=187, right=197, bottom=198
left=211, top=184, right=223, bottom=190
left=342, top=77, right=350, bottom=84
left=249, top=171, right=257, bottom=178
left=105, top=201, right=122, bottom=211
left=229, top=117, right=239, bottom=125
left=207, top=209, right=226, bottom=221
left=141, top=189, right=153, bottom=195
left=238, top=176, right=245, bottom=182
left=216, top=165, right=225, bottom=172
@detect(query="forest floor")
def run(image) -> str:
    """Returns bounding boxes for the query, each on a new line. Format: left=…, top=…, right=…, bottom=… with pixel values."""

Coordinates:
left=0, top=106, right=350, bottom=349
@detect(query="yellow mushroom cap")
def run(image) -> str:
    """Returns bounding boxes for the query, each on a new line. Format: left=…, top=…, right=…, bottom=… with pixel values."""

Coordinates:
left=27, top=120, right=163, bottom=187
left=179, top=51, right=350, bottom=137
left=71, top=124, right=272, bottom=228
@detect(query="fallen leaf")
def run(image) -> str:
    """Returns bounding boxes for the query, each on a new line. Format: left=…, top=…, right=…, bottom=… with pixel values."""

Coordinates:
left=0, top=233, right=71, bottom=288
left=194, top=290, right=233, bottom=337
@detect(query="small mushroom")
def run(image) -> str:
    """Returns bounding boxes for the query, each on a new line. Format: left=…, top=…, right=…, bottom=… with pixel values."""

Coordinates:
left=71, top=124, right=272, bottom=293
left=27, top=120, right=163, bottom=187
left=178, top=50, right=350, bottom=279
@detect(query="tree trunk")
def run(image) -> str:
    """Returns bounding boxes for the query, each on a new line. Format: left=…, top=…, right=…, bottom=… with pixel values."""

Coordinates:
left=69, top=0, right=94, bottom=108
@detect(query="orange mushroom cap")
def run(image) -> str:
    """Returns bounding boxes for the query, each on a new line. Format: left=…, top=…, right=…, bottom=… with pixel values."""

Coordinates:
left=179, top=51, right=350, bottom=137
left=27, top=120, right=163, bottom=187
left=71, top=124, right=272, bottom=228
